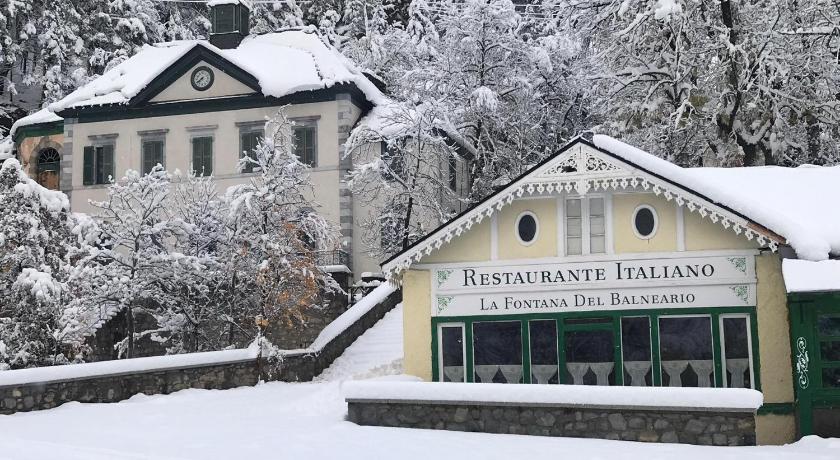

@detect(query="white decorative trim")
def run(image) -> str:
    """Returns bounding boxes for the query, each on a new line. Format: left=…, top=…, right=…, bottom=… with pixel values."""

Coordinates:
left=676, top=204, right=686, bottom=251
left=490, top=212, right=499, bottom=260
left=631, top=204, right=659, bottom=240
left=382, top=142, right=782, bottom=279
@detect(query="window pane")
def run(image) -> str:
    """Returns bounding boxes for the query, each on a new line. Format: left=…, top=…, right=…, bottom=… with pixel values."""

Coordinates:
left=818, top=316, right=840, bottom=336
left=589, top=197, right=604, bottom=215
left=529, top=320, right=558, bottom=384
left=590, top=216, right=605, bottom=235
left=142, top=141, right=163, bottom=175
left=590, top=235, right=605, bottom=254
left=294, top=126, right=317, bottom=166
left=440, top=326, right=464, bottom=382
left=823, top=368, right=840, bottom=388
left=473, top=321, right=522, bottom=384
left=622, top=317, right=652, bottom=386
left=659, top=317, right=714, bottom=387
left=821, top=341, right=840, bottom=362
left=566, top=237, right=582, bottom=256
left=517, top=214, right=538, bottom=243
left=566, top=199, right=581, bottom=217
left=722, top=317, right=752, bottom=388
left=565, top=330, right=614, bottom=385
left=566, top=217, right=582, bottom=237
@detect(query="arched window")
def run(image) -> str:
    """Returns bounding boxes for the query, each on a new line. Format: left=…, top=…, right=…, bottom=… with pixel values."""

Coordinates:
left=37, top=148, right=61, bottom=190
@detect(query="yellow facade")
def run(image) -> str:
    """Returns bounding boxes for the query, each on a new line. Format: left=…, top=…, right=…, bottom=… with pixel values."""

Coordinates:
left=402, top=190, right=795, bottom=445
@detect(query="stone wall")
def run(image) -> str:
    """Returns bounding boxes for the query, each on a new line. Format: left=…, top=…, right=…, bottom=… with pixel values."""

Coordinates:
left=347, top=401, right=757, bottom=446
left=0, top=289, right=400, bottom=415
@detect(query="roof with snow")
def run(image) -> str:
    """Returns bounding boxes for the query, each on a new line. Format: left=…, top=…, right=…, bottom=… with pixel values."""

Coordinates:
left=381, top=135, right=840, bottom=277
left=8, top=107, right=63, bottom=139
left=783, top=259, right=840, bottom=294
left=48, top=28, right=384, bottom=113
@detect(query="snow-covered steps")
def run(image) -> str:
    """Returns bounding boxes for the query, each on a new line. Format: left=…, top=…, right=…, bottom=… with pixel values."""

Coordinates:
left=317, top=304, right=403, bottom=381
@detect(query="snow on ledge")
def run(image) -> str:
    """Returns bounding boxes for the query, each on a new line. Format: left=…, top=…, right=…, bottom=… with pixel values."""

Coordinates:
left=783, top=259, right=840, bottom=293
left=343, top=381, right=764, bottom=412
left=0, top=347, right=259, bottom=388
left=309, top=283, right=397, bottom=351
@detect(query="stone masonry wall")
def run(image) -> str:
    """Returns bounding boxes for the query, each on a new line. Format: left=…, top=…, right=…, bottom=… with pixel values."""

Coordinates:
left=347, top=401, right=757, bottom=446
left=0, top=290, right=401, bottom=415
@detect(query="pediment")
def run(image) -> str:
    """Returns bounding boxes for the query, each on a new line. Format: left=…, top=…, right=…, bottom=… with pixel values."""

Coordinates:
left=150, top=61, right=256, bottom=103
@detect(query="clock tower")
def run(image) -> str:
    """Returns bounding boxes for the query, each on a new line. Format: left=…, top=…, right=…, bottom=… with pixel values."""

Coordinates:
left=208, top=0, right=251, bottom=50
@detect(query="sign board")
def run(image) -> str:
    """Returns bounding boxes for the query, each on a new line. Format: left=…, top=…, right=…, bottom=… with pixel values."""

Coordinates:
left=433, top=255, right=756, bottom=317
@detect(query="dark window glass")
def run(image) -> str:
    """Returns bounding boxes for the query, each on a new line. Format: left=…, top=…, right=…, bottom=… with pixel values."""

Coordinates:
left=818, top=316, right=840, bottom=336
left=820, top=341, right=840, bottom=362
left=37, top=148, right=60, bottom=190
left=240, top=130, right=262, bottom=173
left=84, top=144, right=115, bottom=185
left=565, top=330, right=615, bottom=385
left=722, top=317, right=752, bottom=388
left=634, top=207, right=656, bottom=237
left=622, top=317, right=652, bottom=386
left=192, top=137, right=213, bottom=177
left=822, top=368, right=840, bottom=388
left=517, top=214, right=537, bottom=243
left=293, top=125, right=317, bottom=167
left=529, top=320, right=558, bottom=384
left=440, top=325, right=464, bottom=382
left=142, top=140, right=164, bottom=175
left=382, top=142, right=405, bottom=182
left=473, top=321, right=522, bottom=384
left=448, top=155, right=458, bottom=191
left=659, top=316, right=714, bottom=387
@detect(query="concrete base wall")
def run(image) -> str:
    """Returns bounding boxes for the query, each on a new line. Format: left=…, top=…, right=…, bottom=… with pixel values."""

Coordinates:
left=348, top=401, right=757, bottom=446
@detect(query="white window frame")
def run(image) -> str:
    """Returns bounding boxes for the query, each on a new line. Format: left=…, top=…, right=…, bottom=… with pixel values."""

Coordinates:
left=564, top=193, right=610, bottom=256
left=632, top=204, right=659, bottom=240
left=437, top=322, right=466, bottom=383
left=718, top=314, right=755, bottom=389
left=515, top=211, right=540, bottom=247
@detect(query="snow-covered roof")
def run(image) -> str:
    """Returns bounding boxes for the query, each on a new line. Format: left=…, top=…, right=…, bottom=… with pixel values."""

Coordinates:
left=783, top=259, right=840, bottom=293
left=50, top=28, right=385, bottom=113
left=381, top=135, right=840, bottom=276
left=8, top=107, right=63, bottom=139
left=592, top=136, right=840, bottom=261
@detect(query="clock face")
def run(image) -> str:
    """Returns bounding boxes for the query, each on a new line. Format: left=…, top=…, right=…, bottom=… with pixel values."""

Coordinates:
left=191, top=66, right=214, bottom=91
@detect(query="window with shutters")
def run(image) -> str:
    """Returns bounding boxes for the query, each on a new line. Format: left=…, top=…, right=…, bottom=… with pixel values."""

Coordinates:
left=83, top=144, right=115, bottom=185
left=192, top=136, right=214, bottom=177
left=141, top=139, right=165, bottom=175
left=293, top=124, right=317, bottom=167
left=239, top=129, right=263, bottom=173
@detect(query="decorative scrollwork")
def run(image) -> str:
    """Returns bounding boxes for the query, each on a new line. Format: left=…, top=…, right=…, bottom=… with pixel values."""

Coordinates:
left=795, top=337, right=810, bottom=389
left=436, top=296, right=453, bottom=315
left=436, top=269, right=454, bottom=287
left=729, top=284, right=749, bottom=303
left=727, top=257, right=747, bottom=273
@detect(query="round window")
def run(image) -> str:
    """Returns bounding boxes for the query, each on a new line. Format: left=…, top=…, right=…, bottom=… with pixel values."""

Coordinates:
left=516, top=212, right=539, bottom=245
left=632, top=205, right=658, bottom=239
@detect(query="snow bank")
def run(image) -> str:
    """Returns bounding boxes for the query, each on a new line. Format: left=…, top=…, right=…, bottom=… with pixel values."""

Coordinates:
left=343, top=381, right=764, bottom=412
left=783, top=259, right=840, bottom=293
left=0, top=348, right=259, bottom=388
left=50, top=29, right=385, bottom=113
left=310, top=283, right=397, bottom=351
left=593, top=135, right=840, bottom=261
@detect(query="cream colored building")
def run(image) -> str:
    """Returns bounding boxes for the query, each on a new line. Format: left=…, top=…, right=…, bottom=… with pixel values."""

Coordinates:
left=8, top=1, right=445, bottom=280
left=383, top=135, right=840, bottom=444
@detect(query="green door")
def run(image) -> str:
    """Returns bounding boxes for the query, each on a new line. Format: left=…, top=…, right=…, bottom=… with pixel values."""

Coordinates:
left=789, top=294, right=840, bottom=437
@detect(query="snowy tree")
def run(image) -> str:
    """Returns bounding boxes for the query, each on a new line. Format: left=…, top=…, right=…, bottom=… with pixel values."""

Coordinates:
left=0, top=159, right=77, bottom=369
left=66, top=166, right=198, bottom=358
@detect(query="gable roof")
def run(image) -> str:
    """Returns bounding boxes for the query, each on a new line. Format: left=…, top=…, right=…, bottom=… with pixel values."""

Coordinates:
left=47, top=28, right=385, bottom=114
left=381, top=135, right=840, bottom=277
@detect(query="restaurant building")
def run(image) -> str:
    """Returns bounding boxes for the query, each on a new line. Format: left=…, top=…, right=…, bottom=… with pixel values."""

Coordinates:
left=381, top=135, right=840, bottom=444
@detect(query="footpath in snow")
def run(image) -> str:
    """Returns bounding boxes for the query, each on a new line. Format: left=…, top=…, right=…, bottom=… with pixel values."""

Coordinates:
left=317, top=303, right=404, bottom=381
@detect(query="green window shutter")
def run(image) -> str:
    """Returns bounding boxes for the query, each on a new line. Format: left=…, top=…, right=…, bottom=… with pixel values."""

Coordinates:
left=142, top=142, right=152, bottom=175
left=192, top=138, right=202, bottom=175
left=204, top=137, right=213, bottom=176
left=83, top=146, right=94, bottom=185
left=193, top=137, right=213, bottom=176
left=102, top=144, right=114, bottom=183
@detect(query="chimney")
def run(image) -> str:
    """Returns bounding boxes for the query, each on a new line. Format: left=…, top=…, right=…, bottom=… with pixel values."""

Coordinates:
left=208, top=0, right=250, bottom=49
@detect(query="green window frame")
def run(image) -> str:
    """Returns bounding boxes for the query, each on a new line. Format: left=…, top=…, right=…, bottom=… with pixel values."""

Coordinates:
left=431, top=307, right=761, bottom=391
left=83, top=144, right=115, bottom=185
left=239, top=129, right=263, bottom=173
left=191, top=136, right=213, bottom=177
left=141, top=139, right=165, bottom=175
left=293, top=124, right=317, bottom=167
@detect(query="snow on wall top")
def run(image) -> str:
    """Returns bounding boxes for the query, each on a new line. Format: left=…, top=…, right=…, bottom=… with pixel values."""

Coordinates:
left=343, top=381, right=764, bottom=412
left=8, top=107, right=64, bottom=138
left=48, top=28, right=384, bottom=113
left=592, top=135, right=840, bottom=261
left=783, top=259, right=840, bottom=293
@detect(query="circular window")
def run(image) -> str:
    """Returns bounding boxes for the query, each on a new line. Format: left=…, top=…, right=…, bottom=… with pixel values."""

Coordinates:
left=632, top=205, right=658, bottom=239
left=516, top=212, right=539, bottom=246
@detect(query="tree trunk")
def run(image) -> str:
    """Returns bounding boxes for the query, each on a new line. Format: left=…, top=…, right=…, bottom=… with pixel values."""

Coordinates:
left=126, top=305, right=135, bottom=359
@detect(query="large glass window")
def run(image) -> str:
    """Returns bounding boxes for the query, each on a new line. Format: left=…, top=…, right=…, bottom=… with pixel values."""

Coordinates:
left=142, top=139, right=164, bottom=175
left=565, top=322, right=615, bottom=386
left=439, top=324, right=465, bottom=382
left=622, top=317, right=652, bottom=386
left=192, top=136, right=213, bottom=177
left=529, top=320, right=558, bottom=384
left=473, top=321, right=522, bottom=384
left=721, top=316, right=753, bottom=388
left=659, top=316, right=714, bottom=387
left=818, top=315, right=840, bottom=389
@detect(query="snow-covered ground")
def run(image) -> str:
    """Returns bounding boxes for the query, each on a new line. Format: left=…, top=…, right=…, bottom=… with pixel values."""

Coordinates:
left=0, top=303, right=837, bottom=459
